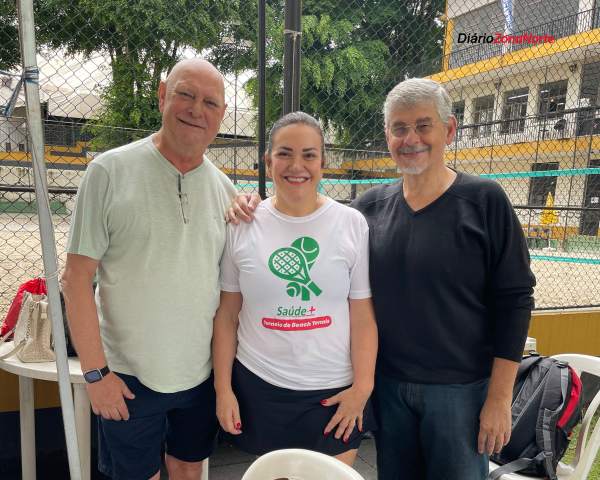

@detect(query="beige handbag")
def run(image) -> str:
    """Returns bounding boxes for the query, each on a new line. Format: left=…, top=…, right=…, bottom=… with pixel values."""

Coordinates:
left=0, top=291, right=55, bottom=362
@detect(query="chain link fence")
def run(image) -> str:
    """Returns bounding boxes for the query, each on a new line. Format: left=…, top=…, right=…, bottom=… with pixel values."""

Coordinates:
left=294, top=0, right=600, bottom=311
left=0, top=0, right=260, bottom=320
left=0, top=0, right=599, bottom=314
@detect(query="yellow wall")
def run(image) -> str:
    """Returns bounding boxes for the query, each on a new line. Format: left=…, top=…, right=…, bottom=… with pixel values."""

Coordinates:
left=529, top=309, right=600, bottom=356
left=434, top=28, right=600, bottom=81
left=219, top=167, right=352, bottom=178
left=0, top=142, right=90, bottom=165
left=449, top=137, right=600, bottom=162
left=443, top=19, right=454, bottom=71
left=0, top=372, right=62, bottom=412
left=344, top=136, right=600, bottom=172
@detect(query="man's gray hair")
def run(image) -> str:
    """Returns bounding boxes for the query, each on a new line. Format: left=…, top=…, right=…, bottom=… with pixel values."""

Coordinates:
left=383, top=78, right=453, bottom=127
left=267, top=111, right=325, bottom=159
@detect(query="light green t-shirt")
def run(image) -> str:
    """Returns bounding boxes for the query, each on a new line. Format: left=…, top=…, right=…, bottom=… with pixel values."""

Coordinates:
left=67, top=136, right=236, bottom=392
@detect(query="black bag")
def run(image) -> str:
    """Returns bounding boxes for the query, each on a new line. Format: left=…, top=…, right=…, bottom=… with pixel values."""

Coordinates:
left=59, top=290, right=78, bottom=357
left=488, top=354, right=583, bottom=480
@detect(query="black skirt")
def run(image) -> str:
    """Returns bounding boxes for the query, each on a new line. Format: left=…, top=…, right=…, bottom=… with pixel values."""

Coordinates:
left=228, top=359, right=377, bottom=456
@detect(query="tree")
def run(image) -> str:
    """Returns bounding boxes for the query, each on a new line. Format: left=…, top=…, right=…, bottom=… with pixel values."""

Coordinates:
left=0, top=0, right=19, bottom=72
left=236, top=0, right=445, bottom=147
left=1, top=0, right=445, bottom=149
left=1, top=0, right=237, bottom=149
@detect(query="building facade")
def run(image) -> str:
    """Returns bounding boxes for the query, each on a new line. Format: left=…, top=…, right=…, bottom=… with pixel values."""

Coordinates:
left=435, top=0, right=600, bottom=239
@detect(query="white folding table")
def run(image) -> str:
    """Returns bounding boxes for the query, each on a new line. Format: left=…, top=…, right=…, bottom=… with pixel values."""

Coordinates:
left=0, top=341, right=90, bottom=480
left=0, top=342, right=210, bottom=480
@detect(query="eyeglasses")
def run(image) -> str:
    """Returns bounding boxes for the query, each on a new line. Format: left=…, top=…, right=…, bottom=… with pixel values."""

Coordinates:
left=389, top=122, right=436, bottom=139
left=177, top=175, right=190, bottom=224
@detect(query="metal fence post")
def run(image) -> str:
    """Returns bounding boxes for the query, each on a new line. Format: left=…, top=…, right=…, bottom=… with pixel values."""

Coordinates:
left=16, top=0, right=82, bottom=478
left=283, top=0, right=302, bottom=114
left=258, top=0, right=267, bottom=199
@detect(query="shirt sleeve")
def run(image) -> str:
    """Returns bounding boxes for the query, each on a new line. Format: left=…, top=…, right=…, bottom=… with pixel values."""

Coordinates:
left=67, top=162, right=111, bottom=260
left=349, top=218, right=372, bottom=299
left=487, top=184, right=536, bottom=362
left=219, top=223, right=241, bottom=292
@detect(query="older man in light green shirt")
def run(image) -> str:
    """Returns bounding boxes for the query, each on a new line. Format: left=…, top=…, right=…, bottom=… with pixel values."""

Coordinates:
left=62, top=58, right=236, bottom=480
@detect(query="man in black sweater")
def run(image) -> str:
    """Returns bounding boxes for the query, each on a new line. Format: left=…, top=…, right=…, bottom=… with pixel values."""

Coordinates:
left=228, top=78, right=535, bottom=480
left=350, top=78, right=535, bottom=480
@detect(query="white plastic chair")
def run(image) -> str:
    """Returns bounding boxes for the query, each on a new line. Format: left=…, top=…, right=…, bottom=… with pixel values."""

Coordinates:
left=202, top=458, right=208, bottom=480
left=241, top=448, right=366, bottom=480
left=489, top=354, right=600, bottom=479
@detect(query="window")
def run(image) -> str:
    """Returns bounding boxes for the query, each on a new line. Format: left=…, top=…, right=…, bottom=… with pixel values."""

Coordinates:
left=44, top=120, right=83, bottom=146
left=450, top=4, right=503, bottom=68
left=580, top=159, right=600, bottom=235
left=538, top=80, right=568, bottom=119
left=513, top=0, right=577, bottom=46
left=502, top=88, right=529, bottom=134
left=577, top=61, right=600, bottom=136
left=18, top=143, right=25, bottom=152
left=4, top=143, right=11, bottom=152
left=452, top=101, right=465, bottom=140
left=528, top=162, right=558, bottom=206
left=473, top=95, right=495, bottom=138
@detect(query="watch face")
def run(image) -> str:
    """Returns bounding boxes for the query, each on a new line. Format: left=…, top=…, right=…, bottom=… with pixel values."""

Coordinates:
left=85, top=370, right=103, bottom=383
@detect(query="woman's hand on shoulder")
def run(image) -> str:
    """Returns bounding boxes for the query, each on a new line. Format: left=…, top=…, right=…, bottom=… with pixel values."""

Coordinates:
left=321, top=384, right=373, bottom=443
left=216, top=389, right=243, bottom=435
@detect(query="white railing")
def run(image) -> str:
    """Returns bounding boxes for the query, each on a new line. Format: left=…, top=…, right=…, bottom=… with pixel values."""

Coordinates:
left=452, top=110, right=598, bottom=150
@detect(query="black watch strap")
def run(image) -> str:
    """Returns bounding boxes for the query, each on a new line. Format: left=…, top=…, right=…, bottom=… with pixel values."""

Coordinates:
left=83, top=365, right=111, bottom=383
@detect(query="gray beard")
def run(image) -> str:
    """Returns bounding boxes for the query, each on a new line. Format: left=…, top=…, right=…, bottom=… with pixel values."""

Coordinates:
left=397, top=164, right=427, bottom=175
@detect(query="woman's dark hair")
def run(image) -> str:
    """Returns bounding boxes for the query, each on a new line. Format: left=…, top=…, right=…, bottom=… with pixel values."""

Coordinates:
left=267, top=111, right=325, bottom=160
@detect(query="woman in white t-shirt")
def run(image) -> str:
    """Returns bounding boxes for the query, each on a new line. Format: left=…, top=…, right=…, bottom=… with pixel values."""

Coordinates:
left=212, top=111, right=378, bottom=465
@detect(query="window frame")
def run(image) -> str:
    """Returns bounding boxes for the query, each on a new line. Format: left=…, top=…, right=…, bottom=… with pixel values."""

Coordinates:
left=538, top=80, right=568, bottom=120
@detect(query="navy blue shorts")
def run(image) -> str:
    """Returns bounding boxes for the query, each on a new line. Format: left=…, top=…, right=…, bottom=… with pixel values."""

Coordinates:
left=229, top=360, right=377, bottom=456
left=98, top=373, right=218, bottom=480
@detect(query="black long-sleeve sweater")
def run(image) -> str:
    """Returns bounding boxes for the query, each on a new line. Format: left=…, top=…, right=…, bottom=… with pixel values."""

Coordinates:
left=352, top=172, right=536, bottom=384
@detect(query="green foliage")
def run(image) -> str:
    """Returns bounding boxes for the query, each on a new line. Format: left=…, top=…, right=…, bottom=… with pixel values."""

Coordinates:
left=0, top=0, right=445, bottom=149
left=0, top=0, right=19, bottom=71
left=0, top=0, right=236, bottom=149
left=58, top=0, right=234, bottom=149
left=86, top=57, right=162, bottom=149
left=244, top=0, right=445, bottom=147
left=562, top=412, right=600, bottom=479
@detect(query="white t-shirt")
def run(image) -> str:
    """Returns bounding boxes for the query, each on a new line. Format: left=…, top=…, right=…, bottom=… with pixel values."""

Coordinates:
left=220, top=197, right=371, bottom=390
left=67, top=136, right=236, bottom=393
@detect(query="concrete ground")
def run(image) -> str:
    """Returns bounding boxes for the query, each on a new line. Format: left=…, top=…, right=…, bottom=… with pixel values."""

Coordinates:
left=0, top=437, right=377, bottom=479
left=160, top=438, right=378, bottom=479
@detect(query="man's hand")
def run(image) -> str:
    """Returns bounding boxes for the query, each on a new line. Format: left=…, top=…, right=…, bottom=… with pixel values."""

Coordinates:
left=478, top=396, right=511, bottom=455
left=216, top=389, right=242, bottom=435
left=226, top=193, right=261, bottom=224
left=87, top=373, right=135, bottom=421
left=478, top=357, right=519, bottom=455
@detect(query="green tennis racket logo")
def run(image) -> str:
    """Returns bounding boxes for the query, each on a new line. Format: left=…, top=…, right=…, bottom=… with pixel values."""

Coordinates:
left=268, top=236, right=322, bottom=301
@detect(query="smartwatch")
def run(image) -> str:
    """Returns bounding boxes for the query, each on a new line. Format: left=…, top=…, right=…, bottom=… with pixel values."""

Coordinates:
left=83, top=365, right=110, bottom=384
